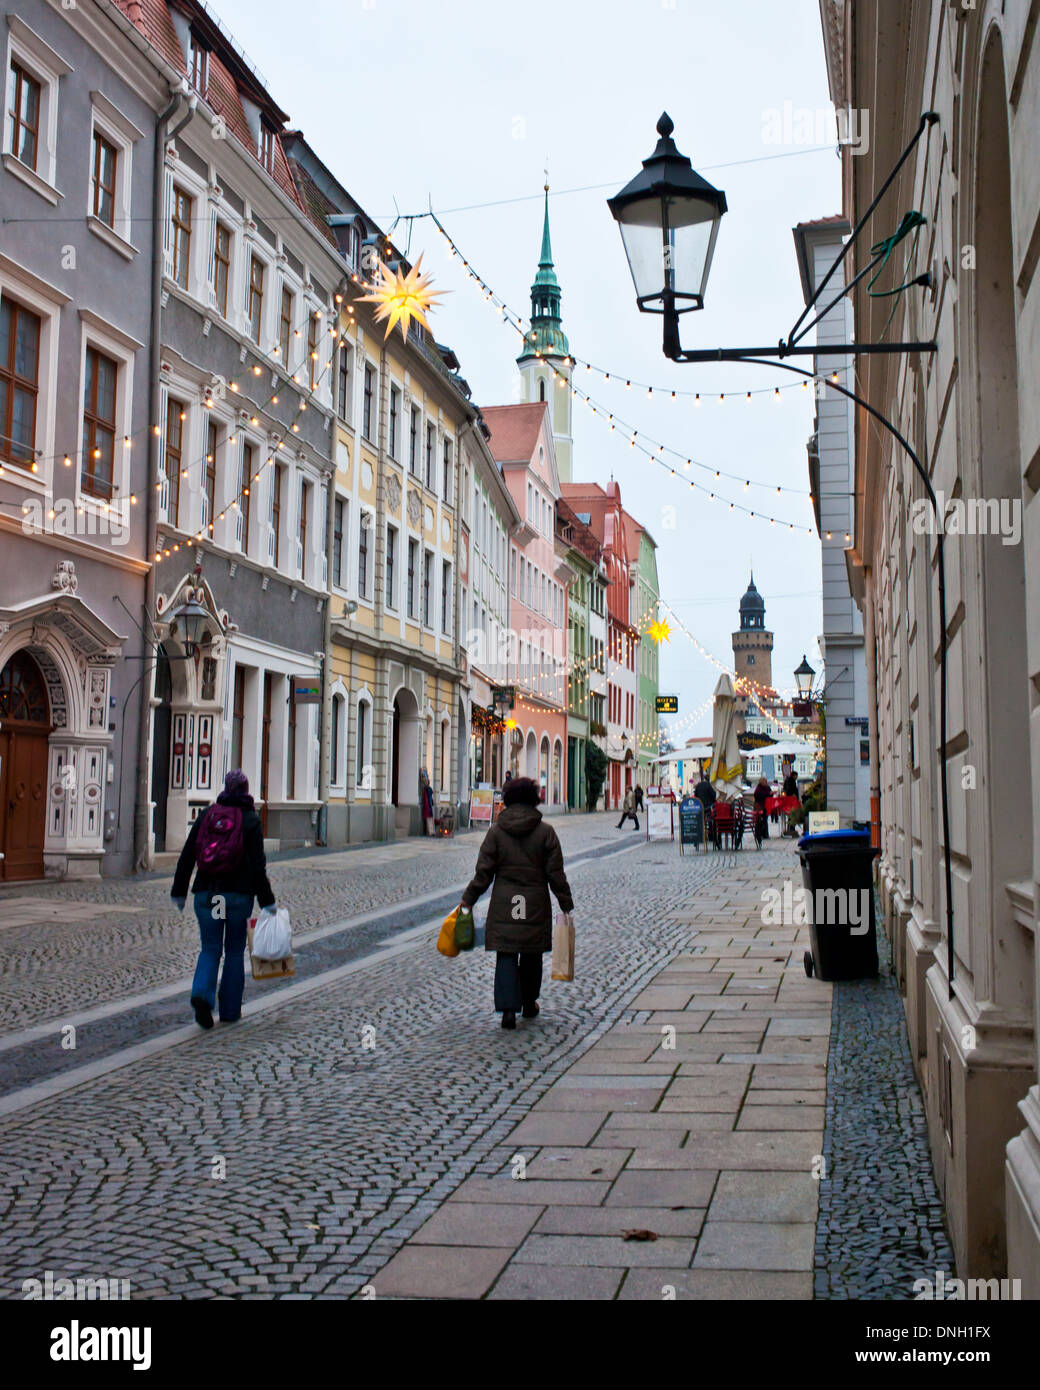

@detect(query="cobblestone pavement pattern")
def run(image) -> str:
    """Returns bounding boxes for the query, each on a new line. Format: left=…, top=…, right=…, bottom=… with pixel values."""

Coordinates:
left=0, top=817, right=616, bottom=1032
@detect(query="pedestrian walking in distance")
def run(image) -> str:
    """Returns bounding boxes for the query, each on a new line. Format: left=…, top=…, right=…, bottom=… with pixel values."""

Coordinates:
left=171, top=769, right=275, bottom=1029
left=617, top=786, right=640, bottom=831
left=633, top=783, right=644, bottom=813
left=459, top=775, right=574, bottom=1031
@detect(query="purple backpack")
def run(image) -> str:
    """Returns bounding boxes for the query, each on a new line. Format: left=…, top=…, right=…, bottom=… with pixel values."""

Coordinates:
left=195, top=804, right=245, bottom=876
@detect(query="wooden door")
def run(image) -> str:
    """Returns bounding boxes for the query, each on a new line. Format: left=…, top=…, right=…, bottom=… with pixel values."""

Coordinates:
left=0, top=652, right=51, bottom=881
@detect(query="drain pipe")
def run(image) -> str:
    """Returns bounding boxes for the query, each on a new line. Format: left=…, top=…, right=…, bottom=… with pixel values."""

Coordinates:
left=133, top=85, right=194, bottom=874
left=863, top=567, right=881, bottom=852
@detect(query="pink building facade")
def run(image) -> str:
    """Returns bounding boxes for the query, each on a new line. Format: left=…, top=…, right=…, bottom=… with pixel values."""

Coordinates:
left=482, top=403, right=569, bottom=808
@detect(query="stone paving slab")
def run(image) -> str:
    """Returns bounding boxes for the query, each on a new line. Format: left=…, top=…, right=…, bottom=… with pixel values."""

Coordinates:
left=488, top=1265, right=624, bottom=1300
left=693, top=1220, right=816, bottom=1271
left=532, top=1205, right=705, bottom=1238
left=410, top=1202, right=542, bottom=1247
left=513, top=1233, right=696, bottom=1268
left=371, top=1244, right=512, bottom=1298
left=618, top=1269, right=812, bottom=1300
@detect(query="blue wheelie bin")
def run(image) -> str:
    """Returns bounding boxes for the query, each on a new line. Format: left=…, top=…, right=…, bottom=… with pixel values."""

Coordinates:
left=797, top=828, right=880, bottom=980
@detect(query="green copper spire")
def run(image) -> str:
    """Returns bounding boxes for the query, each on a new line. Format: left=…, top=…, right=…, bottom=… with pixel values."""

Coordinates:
left=518, top=183, right=569, bottom=362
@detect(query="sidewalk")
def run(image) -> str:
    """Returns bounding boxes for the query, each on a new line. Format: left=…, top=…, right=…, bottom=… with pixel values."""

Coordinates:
left=370, top=843, right=831, bottom=1299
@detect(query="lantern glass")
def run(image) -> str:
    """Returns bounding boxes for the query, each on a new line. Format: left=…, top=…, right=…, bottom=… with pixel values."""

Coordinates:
left=615, top=192, right=722, bottom=312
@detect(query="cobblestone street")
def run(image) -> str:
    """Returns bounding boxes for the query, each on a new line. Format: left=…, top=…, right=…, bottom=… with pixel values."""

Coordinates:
left=0, top=816, right=952, bottom=1300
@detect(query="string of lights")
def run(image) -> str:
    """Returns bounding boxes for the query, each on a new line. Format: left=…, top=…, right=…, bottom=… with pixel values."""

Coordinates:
left=430, top=216, right=823, bottom=532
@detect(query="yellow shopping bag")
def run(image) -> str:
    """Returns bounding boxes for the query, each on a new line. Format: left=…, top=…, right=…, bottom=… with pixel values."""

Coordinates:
left=437, top=908, right=461, bottom=958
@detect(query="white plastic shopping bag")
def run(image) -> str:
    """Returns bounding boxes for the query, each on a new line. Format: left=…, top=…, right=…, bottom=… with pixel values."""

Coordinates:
left=252, top=905, right=291, bottom=960
left=552, top=911, right=575, bottom=982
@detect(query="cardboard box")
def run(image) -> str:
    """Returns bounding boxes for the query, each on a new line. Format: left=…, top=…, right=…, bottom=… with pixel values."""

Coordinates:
left=247, top=924, right=295, bottom=980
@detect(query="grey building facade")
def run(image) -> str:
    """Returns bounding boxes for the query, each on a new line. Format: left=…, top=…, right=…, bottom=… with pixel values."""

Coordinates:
left=793, top=215, right=869, bottom=825
left=0, top=0, right=166, bottom=879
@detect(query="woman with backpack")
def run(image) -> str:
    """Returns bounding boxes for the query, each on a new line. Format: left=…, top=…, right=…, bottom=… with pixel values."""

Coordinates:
left=458, top=776, right=574, bottom=1031
left=171, top=769, right=275, bottom=1029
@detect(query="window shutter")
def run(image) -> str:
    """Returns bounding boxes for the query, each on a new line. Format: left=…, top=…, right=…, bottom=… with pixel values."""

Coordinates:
left=157, top=388, right=170, bottom=521
left=207, top=208, right=218, bottom=309
left=199, top=407, right=210, bottom=532
left=162, top=166, right=175, bottom=279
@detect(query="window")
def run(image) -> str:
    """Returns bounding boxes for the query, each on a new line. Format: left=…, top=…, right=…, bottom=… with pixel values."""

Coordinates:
left=389, top=385, right=399, bottom=459
left=358, top=511, right=369, bottom=595
left=356, top=698, right=369, bottom=789
left=510, top=547, right=516, bottom=596
left=423, top=549, right=432, bottom=626
left=386, top=524, right=397, bottom=607
left=425, top=422, right=435, bottom=489
left=539, top=379, right=545, bottom=402
left=7, top=61, right=39, bottom=171
left=409, top=406, right=419, bottom=474
left=333, top=498, right=345, bottom=586
left=298, top=476, right=309, bottom=578
left=188, top=33, right=209, bottom=96
left=247, top=254, right=265, bottom=343
left=240, top=442, right=253, bottom=553
left=271, top=462, right=283, bottom=567
left=286, top=682, right=297, bottom=799
left=337, top=344, right=351, bottom=422
left=407, top=538, right=417, bottom=620
left=258, top=120, right=275, bottom=174
left=91, top=131, right=116, bottom=227
left=202, top=419, right=217, bottom=530
left=279, top=287, right=293, bottom=366
left=230, top=666, right=245, bottom=770
left=308, top=312, right=320, bottom=392
left=81, top=347, right=117, bottom=500
left=213, top=222, right=231, bottom=317
left=0, top=295, right=40, bottom=466
left=443, top=437, right=452, bottom=502
left=331, top=694, right=344, bottom=786
left=442, top=560, right=451, bottom=634
left=363, top=363, right=374, bottom=440
left=172, top=186, right=192, bottom=289
left=165, top=397, right=184, bottom=525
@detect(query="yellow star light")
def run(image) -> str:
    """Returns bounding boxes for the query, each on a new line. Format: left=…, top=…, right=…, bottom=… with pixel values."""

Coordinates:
left=356, top=253, right=447, bottom=341
left=648, top=619, right=672, bottom=645
left=504, top=717, right=518, bottom=730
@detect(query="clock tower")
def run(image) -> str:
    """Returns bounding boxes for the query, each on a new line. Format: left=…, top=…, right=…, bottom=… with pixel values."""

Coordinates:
left=517, top=186, right=573, bottom=482
left=732, top=574, right=774, bottom=714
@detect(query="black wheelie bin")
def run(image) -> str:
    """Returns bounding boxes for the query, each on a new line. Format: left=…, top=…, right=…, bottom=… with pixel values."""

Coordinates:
left=797, top=828, right=880, bottom=980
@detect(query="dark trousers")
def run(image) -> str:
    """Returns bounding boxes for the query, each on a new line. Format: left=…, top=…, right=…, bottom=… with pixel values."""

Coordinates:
left=617, top=811, right=640, bottom=829
left=494, top=952, right=543, bottom=1012
left=191, top=890, right=252, bottom=1021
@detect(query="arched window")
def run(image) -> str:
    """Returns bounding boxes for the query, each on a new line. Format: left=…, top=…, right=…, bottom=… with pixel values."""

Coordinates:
left=539, top=379, right=546, bottom=402
left=331, top=692, right=346, bottom=787
left=355, top=694, right=372, bottom=790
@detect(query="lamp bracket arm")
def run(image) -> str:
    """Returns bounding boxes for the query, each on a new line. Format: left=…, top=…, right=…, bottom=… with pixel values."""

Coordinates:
left=785, top=111, right=938, bottom=348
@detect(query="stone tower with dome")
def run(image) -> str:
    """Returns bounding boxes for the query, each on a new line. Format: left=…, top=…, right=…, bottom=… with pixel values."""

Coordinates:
left=732, top=574, right=775, bottom=715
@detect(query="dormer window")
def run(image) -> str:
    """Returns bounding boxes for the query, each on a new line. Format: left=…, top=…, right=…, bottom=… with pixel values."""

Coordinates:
left=188, top=33, right=209, bottom=97
left=258, top=120, right=274, bottom=174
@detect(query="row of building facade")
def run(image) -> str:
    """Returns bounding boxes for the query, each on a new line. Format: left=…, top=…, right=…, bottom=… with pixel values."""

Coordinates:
left=818, top=0, right=1040, bottom=1291
left=0, top=0, right=659, bottom=884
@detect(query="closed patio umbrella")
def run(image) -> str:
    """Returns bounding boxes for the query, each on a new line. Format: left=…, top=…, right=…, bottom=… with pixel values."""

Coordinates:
left=708, top=673, right=744, bottom=799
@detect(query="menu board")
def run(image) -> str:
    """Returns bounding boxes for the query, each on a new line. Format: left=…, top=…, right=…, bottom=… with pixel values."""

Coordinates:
left=470, top=787, right=495, bottom=822
left=647, top=799, right=674, bottom=841
left=679, top=797, right=704, bottom=849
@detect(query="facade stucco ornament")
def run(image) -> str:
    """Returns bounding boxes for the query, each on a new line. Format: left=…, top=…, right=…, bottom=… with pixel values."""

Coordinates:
left=406, top=489, right=421, bottom=527
left=52, top=560, right=78, bottom=595
left=386, top=472, right=401, bottom=514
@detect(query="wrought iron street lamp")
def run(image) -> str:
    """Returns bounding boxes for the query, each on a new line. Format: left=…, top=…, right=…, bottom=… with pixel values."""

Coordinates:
left=794, top=656, right=816, bottom=697
left=607, top=109, right=960, bottom=997
left=169, top=594, right=210, bottom=657
left=607, top=112, right=727, bottom=357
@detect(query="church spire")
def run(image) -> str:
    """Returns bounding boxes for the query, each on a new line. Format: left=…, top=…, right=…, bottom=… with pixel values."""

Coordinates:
left=518, top=182, right=569, bottom=362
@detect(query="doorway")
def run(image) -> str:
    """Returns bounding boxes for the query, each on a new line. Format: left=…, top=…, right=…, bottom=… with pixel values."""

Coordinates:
left=0, top=651, right=51, bottom=881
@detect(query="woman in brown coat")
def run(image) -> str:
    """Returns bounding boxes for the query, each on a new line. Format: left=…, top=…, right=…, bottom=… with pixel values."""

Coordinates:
left=459, top=776, right=574, bottom=1030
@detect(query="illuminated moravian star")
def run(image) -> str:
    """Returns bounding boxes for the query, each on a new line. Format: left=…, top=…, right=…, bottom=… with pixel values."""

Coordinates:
left=648, top=619, right=672, bottom=645
left=357, top=253, right=447, bottom=341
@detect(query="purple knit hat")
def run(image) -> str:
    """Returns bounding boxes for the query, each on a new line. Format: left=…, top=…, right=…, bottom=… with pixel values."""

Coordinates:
left=224, top=769, right=249, bottom=797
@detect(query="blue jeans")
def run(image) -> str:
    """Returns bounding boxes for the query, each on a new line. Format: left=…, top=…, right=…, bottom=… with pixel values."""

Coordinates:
left=191, top=891, right=253, bottom=1021
left=494, top=952, right=542, bottom=1012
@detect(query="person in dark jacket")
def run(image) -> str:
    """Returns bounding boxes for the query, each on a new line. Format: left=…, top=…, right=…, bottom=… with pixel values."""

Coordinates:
left=693, top=776, right=716, bottom=812
left=459, top=776, right=574, bottom=1031
left=171, top=769, right=275, bottom=1029
left=633, top=783, right=644, bottom=812
left=753, top=774, right=771, bottom=838
left=782, top=769, right=799, bottom=798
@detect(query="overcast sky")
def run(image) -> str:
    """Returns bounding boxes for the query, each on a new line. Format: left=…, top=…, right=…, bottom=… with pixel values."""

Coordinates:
left=214, top=0, right=840, bottom=737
